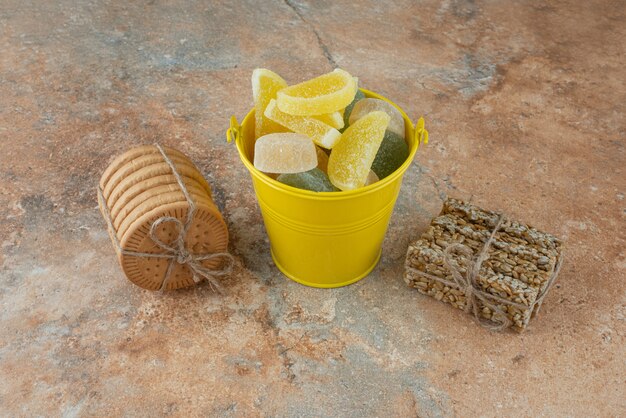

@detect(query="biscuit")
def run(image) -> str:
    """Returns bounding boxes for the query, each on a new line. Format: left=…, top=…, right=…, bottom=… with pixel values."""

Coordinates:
left=112, top=182, right=210, bottom=231
left=99, top=145, right=190, bottom=189
left=116, top=189, right=216, bottom=242
left=102, top=153, right=201, bottom=201
left=118, top=201, right=228, bottom=290
left=110, top=174, right=209, bottom=221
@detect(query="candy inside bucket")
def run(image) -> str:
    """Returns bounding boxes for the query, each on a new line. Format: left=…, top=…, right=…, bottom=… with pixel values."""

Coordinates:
left=227, top=69, right=428, bottom=287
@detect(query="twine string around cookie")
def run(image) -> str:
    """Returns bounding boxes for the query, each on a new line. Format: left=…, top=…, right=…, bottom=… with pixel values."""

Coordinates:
left=97, top=144, right=234, bottom=292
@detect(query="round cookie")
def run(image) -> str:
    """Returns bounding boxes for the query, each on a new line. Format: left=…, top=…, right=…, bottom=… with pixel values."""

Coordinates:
left=110, top=174, right=209, bottom=221
left=119, top=201, right=229, bottom=290
left=102, top=153, right=201, bottom=201
left=97, top=189, right=122, bottom=251
left=112, top=182, right=210, bottom=231
left=116, top=189, right=217, bottom=242
left=105, top=159, right=211, bottom=210
left=99, top=145, right=191, bottom=190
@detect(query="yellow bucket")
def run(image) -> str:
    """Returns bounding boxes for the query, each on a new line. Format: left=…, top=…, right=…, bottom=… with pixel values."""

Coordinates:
left=227, top=89, right=428, bottom=288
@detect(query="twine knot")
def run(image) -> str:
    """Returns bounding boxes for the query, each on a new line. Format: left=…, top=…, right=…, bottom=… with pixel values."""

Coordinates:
left=147, top=215, right=234, bottom=291
left=442, top=216, right=513, bottom=331
left=176, top=250, right=193, bottom=265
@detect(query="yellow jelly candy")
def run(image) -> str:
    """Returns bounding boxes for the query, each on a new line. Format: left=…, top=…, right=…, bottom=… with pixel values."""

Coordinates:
left=253, top=133, right=317, bottom=174
left=313, top=111, right=344, bottom=129
left=276, top=68, right=357, bottom=116
left=252, top=68, right=289, bottom=138
left=328, top=111, right=390, bottom=190
left=264, top=99, right=341, bottom=149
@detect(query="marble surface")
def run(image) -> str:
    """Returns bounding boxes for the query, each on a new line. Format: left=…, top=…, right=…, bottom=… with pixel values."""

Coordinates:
left=0, top=0, right=624, bottom=416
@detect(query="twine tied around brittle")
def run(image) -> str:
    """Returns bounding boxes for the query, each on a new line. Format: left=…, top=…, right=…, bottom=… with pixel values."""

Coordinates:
left=409, top=215, right=563, bottom=331
left=97, top=144, right=234, bottom=292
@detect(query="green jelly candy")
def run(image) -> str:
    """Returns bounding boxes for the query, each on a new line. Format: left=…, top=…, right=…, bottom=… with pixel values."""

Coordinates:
left=277, top=168, right=338, bottom=192
left=341, top=89, right=366, bottom=131
left=371, top=130, right=409, bottom=179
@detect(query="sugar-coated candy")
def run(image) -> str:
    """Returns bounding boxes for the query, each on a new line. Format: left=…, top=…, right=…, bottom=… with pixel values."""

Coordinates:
left=349, top=98, right=405, bottom=138
left=253, top=133, right=317, bottom=174
left=365, top=170, right=379, bottom=186
left=313, top=111, right=344, bottom=129
left=277, top=168, right=337, bottom=192
left=276, top=69, right=357, bottom=116
left=252, top=69, right=289, bottom=138
left=328, top=111, right=390, bottom=190
left=264, top=99, right=341, bottom=149
left=341, top=89, right=365, bottom=131
left=371, top=131, right=409, bottom=179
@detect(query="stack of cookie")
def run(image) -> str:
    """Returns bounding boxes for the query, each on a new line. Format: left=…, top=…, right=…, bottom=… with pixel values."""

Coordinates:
left=98, top=145, right=230, bottom=291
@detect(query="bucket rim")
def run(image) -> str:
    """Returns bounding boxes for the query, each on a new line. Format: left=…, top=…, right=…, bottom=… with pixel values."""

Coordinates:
left=234, top=88, right=424, bottom=201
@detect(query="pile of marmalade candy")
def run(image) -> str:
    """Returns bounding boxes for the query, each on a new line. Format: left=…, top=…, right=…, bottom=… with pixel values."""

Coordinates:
left=252, top=68, right=409, bottom=192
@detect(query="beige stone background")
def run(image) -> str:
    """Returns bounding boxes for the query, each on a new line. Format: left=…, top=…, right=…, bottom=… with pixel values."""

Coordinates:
left=1, top=0, right=624, bottom=416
